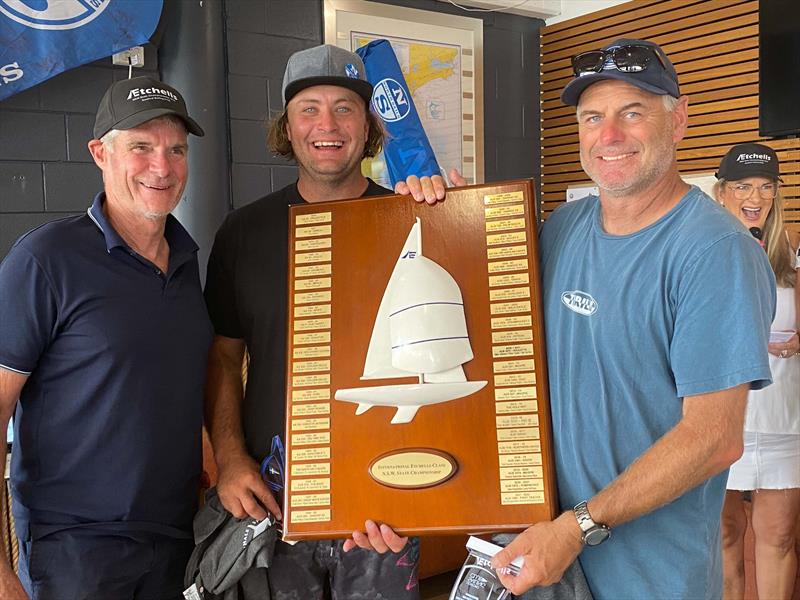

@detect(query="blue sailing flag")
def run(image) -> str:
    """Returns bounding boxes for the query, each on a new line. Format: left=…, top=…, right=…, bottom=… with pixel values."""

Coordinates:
left=0, top=0, right=164, bottom=101
left=356, top=39, right=441, bottom=188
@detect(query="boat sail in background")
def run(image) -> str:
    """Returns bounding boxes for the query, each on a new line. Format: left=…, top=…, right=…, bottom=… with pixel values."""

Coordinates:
left=335, top=218, right=487, bottom=424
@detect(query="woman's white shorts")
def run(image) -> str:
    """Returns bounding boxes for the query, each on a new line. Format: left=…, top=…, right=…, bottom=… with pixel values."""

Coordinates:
left=727, top=431, right=800, bottom=490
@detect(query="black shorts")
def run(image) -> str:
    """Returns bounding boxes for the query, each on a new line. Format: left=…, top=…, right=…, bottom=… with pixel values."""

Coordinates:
left=268, top=537, right=420, bottom=600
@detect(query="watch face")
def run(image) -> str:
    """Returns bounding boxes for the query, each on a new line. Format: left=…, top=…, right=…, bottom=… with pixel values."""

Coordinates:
left=584, top=526, right=610, bottom=546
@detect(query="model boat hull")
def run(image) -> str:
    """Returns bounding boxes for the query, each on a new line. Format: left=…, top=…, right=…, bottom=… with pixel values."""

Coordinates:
left=335, top=380, right=487, bottom=424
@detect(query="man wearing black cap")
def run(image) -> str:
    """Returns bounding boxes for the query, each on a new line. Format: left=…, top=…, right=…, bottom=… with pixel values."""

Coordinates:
left=492, top=40, right=775, bottom=598
left=204, top=44, right=449, bottom=599
left=0, top=76, right=211, bottom=599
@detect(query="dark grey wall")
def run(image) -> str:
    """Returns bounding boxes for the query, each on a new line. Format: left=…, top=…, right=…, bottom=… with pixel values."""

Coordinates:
left=0, top=0, right=543, bottom=259
left=227, top=0, right=544, bottom=209
left=224, top=0, right=320, bottom=209
left=0, top=47, right=160, bottom=257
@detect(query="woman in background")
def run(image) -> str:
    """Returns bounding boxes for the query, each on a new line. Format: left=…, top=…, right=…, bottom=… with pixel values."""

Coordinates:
left=714, top=142, right=800, bottom=600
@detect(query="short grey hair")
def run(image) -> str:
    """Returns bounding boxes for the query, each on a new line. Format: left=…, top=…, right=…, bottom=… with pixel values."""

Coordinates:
left=100, top=128, right=121, bottom=152
left=99, top=115, right=187, bottom=153
left=661, top=94, right=679, bottom=112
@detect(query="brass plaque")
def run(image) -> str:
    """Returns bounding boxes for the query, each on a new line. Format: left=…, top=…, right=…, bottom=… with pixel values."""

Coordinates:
left=368, top=449, right=458, bottom=489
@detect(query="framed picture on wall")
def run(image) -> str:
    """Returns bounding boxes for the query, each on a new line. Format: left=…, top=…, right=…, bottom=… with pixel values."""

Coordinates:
left=323, top=0, right=484, bottom=187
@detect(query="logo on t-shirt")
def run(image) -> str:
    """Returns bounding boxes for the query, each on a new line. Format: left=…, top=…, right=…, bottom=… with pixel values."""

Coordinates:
left=561, top=290, right=597, bottom=316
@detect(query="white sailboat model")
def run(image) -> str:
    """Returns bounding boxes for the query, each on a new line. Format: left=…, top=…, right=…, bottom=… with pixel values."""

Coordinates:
left=335, top=218, right=487, bottom=424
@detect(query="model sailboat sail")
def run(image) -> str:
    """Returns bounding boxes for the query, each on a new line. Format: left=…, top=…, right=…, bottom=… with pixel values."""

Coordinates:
left=335, top=218, right=487, bottom=424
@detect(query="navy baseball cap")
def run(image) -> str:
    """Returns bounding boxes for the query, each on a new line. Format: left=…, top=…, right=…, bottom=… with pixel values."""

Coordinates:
left=561, top=38, right=680, bottom=106
left=716, top=143, right=782, bottom=182
left=282, top=44, right=373, bottom=105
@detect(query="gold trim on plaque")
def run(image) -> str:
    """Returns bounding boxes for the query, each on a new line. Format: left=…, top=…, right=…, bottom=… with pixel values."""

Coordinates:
left=487, top=245, right=528, bottom=260
left=290, top=509, right=331, bottom=523
left=292, top=447, right=331, bottom=461
left=498, top=440, right=541, bottom=454
left=295, top=238, right=332, bottom=251
left=296, top=212, right=332, bottom=225
left=295, top=225, right=332, bottom=238
left=491, top=329, right=533, bottom=343
left=489, top=272, right=529, bottom=287
left=486, top=231, right=527, bottom=246
left=485, top=204, right=524, bottom=219
left=485, top=218, right=525, bottom=233
left=484, top=191, right=524, bottom=205
left=494, top=372, right=536, bottom=386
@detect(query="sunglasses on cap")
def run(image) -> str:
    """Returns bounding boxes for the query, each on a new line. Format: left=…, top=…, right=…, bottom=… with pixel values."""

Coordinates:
left=572, top=44, right=668, bottom=77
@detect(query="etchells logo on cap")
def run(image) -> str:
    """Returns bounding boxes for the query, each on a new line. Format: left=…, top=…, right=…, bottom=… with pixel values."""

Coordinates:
left=736, top=153, right=772, bottom=165
left=127, top=86, right=178, bottom=103
left=0, top=0, right=109, bottom=31
left=561, top=290, right=598, bottom=316
left=371, top=77, right=410, bottom=123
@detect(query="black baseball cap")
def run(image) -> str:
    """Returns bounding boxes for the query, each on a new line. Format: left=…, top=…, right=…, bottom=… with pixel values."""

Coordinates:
left=282, top=44, right=373, bottom=105
left=716, top=143, right=782, bottom=182
left=93, top=76, right=204, bottom=139
left=561, top=38, right=680, bottom=106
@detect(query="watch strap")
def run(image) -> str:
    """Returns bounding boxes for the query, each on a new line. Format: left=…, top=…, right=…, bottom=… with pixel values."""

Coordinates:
left=573, top=500, right=610, bottom=546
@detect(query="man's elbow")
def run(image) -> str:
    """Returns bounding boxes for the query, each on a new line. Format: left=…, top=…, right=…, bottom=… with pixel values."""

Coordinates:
left=722, top=431, right=744, bottom=469
left=711, top=433, right=744, bottom=473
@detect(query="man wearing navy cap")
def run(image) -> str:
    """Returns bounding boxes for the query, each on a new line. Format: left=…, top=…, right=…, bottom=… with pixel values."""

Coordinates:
left=203, top=44, right=455, bottom=600
left=492, top=39, right=776, bottom=598
left=0, top=76, right=211, bottom=599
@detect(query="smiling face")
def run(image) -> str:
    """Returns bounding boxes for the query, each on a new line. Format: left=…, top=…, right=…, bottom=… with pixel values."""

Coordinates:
left=577, top=80, right=687, bottom=198
left=285, top=85, right=369, bottom=186
left=718, top=176, right=776, bottom=230
left=89, top=117, right=188, bottom=222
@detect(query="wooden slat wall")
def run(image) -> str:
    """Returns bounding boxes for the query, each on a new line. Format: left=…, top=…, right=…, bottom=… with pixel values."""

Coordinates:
left=540, top=0, right=800, bottom=232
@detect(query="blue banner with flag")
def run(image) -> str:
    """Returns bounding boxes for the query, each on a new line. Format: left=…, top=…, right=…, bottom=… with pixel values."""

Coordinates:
left=356, top=39, right=441, bottom=188
left=0, top=0, right=164, bottom=102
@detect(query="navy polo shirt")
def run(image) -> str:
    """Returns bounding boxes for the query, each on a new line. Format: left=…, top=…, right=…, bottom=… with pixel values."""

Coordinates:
left=0, top=193, right=212, bottom=541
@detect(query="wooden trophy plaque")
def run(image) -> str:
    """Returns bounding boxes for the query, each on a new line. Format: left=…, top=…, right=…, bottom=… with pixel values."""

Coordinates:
left=283, top=179, right=556, bottom=540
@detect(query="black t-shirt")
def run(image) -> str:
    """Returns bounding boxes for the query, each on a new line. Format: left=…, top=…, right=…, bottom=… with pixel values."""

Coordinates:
left=205, top=179, right=391, bottom=460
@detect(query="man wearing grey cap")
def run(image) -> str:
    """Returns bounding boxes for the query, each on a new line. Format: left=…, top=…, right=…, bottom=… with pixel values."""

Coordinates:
left=0, top=76, right=211, bottom=599
left=204, top=44, right=452, bottom=599
left=491, top=39, right=775, bottom=598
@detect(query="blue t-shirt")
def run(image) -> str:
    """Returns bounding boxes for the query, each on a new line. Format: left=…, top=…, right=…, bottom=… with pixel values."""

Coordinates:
left=0, top=194, right=212, bottom=540
left=540, top=187, right=775, bottom=599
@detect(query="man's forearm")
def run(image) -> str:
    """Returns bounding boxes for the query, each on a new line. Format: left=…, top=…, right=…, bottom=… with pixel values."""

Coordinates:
left=587, top=384, right=747, bottom=528
left=204, top=340, right=249, bottom=464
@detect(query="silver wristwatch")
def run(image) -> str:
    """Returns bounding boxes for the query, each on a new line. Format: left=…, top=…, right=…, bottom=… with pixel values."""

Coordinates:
left=573, top=501, right=611, bottom=546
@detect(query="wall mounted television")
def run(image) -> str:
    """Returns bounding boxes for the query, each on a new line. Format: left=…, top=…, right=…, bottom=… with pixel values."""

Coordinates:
left=759, top=0, right=800, bottom=138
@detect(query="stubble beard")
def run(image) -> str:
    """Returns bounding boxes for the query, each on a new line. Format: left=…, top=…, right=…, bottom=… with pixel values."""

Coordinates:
left=582, top=124, right=676, bottom=199
left=138, top=190, right=183, bottom=221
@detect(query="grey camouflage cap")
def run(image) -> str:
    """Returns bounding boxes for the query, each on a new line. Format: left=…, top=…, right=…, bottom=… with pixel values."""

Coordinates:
left=282, top=44, right=372, bottom=104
